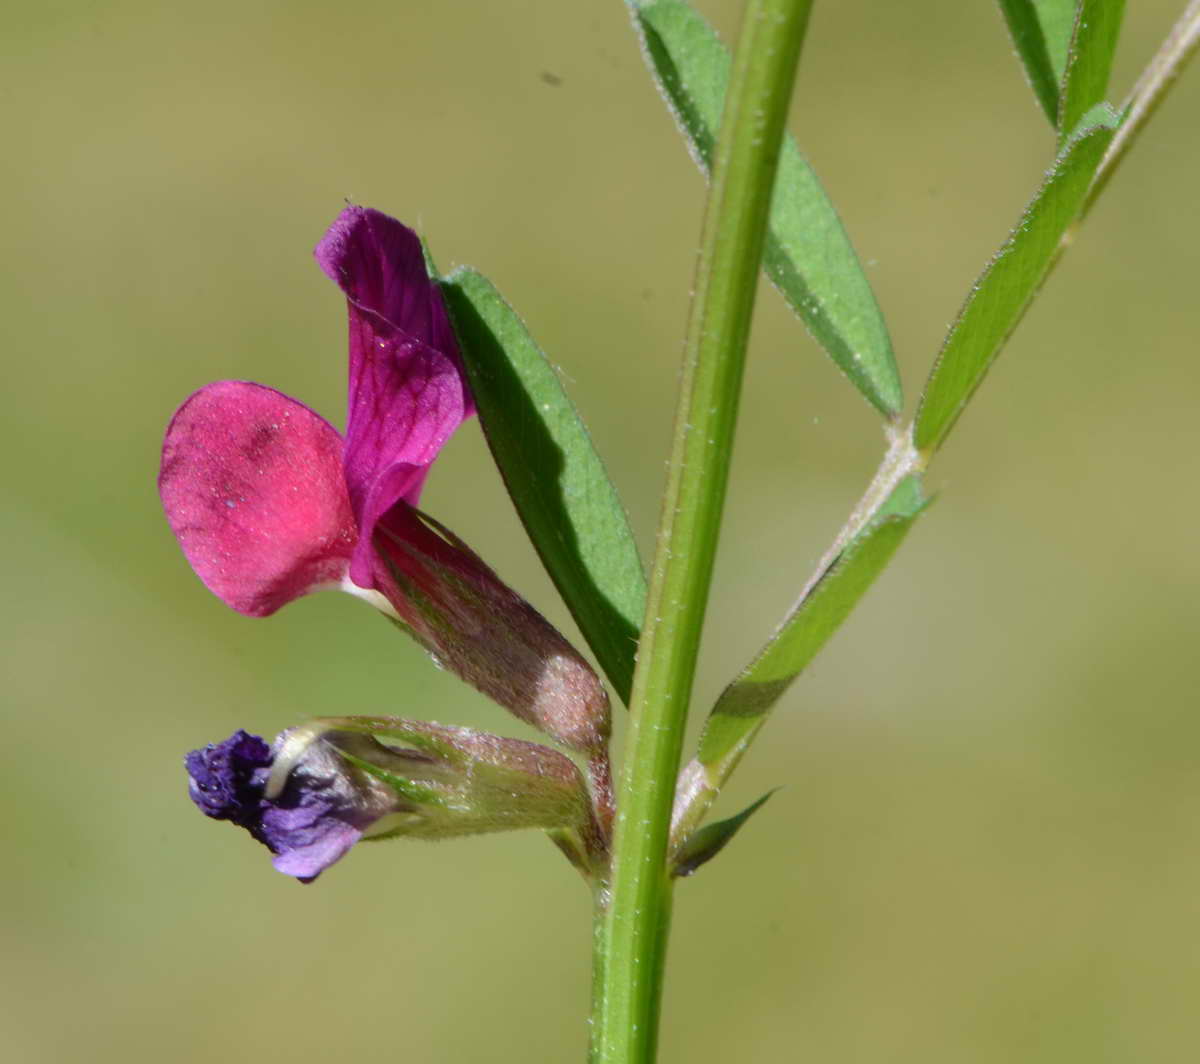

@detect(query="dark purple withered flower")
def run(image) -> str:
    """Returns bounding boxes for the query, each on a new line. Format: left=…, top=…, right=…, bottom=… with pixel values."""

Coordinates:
left=186, top=719, right=593, bottom=882
left=186, top=729, right=396, bottom=881
left=159, top=207, right=608, bottom=752
left=186, top=729, right=272, bottom=826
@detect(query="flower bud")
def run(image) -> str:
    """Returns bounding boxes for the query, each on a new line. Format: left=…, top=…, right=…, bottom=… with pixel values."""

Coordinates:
left=186, top=717, right=592, bottom=882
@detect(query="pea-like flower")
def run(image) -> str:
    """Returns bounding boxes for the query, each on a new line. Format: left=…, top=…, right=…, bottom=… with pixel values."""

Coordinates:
left=159, top=207, right=608, bottom=752
left=186, top=719, right=594, bottom=881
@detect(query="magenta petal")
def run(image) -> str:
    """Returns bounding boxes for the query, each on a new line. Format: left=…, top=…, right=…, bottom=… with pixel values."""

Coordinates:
left=344, top=318, right=467, bottom=518
left=342, top=324, right=469, bottom=586
left=315, top=207, right=472, bottom=544
left=159, top=381, right=357, bottom=617
left=314, top=206, right=461, bottom=362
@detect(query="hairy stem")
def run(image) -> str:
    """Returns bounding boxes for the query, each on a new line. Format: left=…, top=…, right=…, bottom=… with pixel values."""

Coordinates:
left=589, top=1, right=812, bottom=1061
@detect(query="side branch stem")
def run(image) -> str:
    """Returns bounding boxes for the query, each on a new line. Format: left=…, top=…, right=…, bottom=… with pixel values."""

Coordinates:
left=669, top=422, right=924, bottom=849
left=791, top=423, right=921, bottom=608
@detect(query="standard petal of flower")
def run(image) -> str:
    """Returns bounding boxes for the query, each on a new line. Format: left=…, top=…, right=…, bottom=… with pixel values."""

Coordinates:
left=314, top=206, right=448, bottom=347
left=159, top=381, right=357, bottom=616
left=343, top=324, right=467, bottom=588
left=314, top=206, right=472, bottom=555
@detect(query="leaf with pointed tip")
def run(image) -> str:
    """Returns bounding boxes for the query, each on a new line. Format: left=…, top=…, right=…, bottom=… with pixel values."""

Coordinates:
left=674, top=790, right=776, bottom=877
left=696, top=476, right=927, bottom=780
left=630, top=0, right=901, bottom=416
left=914, top=106, right=1119, bottom=455
left=1058, top=0, right=1126, bottom=143
left=996, top=0, right=1078, bottom=123
left=439, top=269, right=647, bottom=704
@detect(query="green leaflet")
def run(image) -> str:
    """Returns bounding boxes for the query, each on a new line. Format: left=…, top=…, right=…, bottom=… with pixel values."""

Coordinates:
left=673, top=790, right=775, bottom=877
left=630, top=0, right=901, bottom=417
left=997, top=0, right=1079, bottom=123
left=914, top=106, right=1119, bottom=455
left=1058, top=0, right=1126, bottom=144
left=696, top=476, right=926, bottom=778
left=439, top=269, right=647, bottom=704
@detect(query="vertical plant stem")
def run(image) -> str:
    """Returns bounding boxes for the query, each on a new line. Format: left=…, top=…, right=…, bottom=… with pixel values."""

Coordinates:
left=590, top=2, right=812, bottom=1061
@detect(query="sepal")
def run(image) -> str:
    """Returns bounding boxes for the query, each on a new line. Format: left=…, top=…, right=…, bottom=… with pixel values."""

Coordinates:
left=370, top=507, right=612, bottom=754
left=273, top=717, right=593, bottom=839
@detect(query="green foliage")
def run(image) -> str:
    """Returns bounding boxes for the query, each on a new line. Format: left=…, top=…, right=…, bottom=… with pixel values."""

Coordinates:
left=997, top=0, right=1079, bottom=122
left=998, top=0, right=1126, bottom=136
left=440, top=269, right=647, bottom=704
left=1059, top=0, right=1127, bottom=143
left=914, top=106, right=1120, bottom=455
left=696, top=475, right=927, bottom=778
left=673, top=790, right=775, bottom=877
left=629, top=0, right=901, bottom=417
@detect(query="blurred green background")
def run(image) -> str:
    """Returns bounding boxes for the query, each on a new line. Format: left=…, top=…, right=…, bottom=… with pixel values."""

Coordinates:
left=3, top=1, right=1198, bottom=1060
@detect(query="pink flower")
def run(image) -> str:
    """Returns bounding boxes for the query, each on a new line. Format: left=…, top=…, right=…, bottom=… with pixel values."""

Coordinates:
left=160, top=207, right=608, bottom=752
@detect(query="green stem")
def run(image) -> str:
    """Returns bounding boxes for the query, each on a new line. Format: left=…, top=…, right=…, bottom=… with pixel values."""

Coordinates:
left=589, top=2, right=812, bottom=1061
